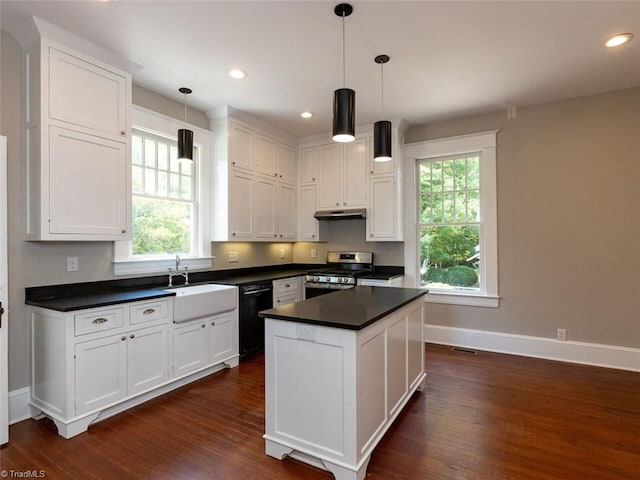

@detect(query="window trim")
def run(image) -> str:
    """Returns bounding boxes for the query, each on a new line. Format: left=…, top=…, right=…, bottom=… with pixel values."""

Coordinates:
left=113, top=105, right=213, bottom=276
left=403, top=130, right=499, bottom=307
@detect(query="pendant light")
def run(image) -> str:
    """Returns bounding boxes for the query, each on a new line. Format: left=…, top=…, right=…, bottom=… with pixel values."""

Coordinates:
left=373, top=55, right=392, bottom=162
left=332, top=3, right=355, bottom=143
left=177, top=87, right=193, bottom=161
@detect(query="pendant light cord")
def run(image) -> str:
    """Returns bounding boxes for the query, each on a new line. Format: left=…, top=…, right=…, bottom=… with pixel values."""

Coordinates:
left=183, top=91, right=187, bottom=128
left=342, top=12, right=346, bottom=87
left=380, top=62, right=385, bottom=120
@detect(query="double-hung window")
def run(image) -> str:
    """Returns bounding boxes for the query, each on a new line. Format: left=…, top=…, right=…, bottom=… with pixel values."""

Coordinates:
left=114, top=106, right=212, bottom=275
left=404, top=130, right=499, bottom=307
left=131, top=130, right=197, bottom=257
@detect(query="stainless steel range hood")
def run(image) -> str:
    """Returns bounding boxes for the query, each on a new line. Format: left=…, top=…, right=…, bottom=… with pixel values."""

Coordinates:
left=314, top=208, right=366, bottom=220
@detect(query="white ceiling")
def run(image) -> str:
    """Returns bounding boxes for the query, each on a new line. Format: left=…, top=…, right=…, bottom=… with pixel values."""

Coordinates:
left=1, top=1, right=639, bottom=139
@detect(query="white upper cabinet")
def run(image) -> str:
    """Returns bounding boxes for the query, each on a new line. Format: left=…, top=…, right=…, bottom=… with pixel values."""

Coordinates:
left=317, top=137, right=368, bottom=209
left=212, top=110, right=298, bottom=242
left=49, top=47, right=128, bottom=139
left=299, top=145, right=317, bottom=184
left=21, top=21, right=132, bottom=241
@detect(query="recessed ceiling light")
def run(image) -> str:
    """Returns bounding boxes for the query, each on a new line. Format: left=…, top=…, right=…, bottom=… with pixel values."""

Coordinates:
left=605, top=33, right=633, bottom=48
left=300, top=111, right=313, bottom=119
left=229, top=69, right=247, bottom=79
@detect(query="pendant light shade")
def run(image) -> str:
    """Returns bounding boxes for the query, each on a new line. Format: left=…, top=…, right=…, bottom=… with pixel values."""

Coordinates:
left=374, top=55, right=392, bottom=162
left=333, top=88, right=355, bottom=143
left=374, top=120, right=392, bottom=162
left=177, top=87, right=193, bottom=161
left=332, top=4, right=355, bottom=143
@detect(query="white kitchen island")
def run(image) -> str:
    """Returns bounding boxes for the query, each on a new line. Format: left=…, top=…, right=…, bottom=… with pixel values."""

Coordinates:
left=260, top=286, right=427, bottom=480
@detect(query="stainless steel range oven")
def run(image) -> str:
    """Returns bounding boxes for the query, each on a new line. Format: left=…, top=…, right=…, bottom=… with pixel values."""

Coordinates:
left=304, top=251, right=374, bottom=298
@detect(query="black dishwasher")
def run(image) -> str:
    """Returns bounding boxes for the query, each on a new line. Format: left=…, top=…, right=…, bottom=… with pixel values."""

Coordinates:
left=239, top=281, right=273, bottom=360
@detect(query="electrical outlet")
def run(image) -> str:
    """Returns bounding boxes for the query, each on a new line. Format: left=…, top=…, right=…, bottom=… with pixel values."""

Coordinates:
left=557, top=328, right=567, bottom=341
left=228, top=251, right=239, bottom=263
left=67, top=257, right=78, bottom=272
left=280, top=248, right=286, bottom=259
left=296, top=325, right=316, bottom=342
left=311, top=248, right=317, bottom=258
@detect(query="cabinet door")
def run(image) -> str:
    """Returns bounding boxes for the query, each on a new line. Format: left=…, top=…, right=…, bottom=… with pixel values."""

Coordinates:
left=277, top=182, right=296, bottom=240
left=255, top=134, right=277, bottom=178
left=253, top=176, right=277, bottom=239
left=229, top=121, right=254, bottom=171
left=299, top=145, right=317, bottom=184
left=228, top=169, right=253, bottom=239
left=274, top=292, right=299, bottom=308
left=209, top=313, right=236, bottom=365
left=75, top=334, right=127, bottom=415
left=49, top=126, right=128, bottom=237
left=298, top=184, right=319, bottom=241
left=343, top=137, right=368, bottom=207
left=172, top=321, right=208, bottom=377
left=49, top=47, right=128, bottom=138
left=367, top=176, right=397, bottom=240
left=127, top=325, right=168, bottom=395
left=317, top=143, right=341, bottom=208
left=277, top=143, right=296, bottom=183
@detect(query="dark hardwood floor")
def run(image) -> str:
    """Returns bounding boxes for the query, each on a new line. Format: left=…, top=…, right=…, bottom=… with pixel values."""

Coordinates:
left=1, top=344, right=638, bottom=479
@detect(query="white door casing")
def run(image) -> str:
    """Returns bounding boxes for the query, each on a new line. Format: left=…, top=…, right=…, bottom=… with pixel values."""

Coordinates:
left=1, top=135, right=9, bottom=444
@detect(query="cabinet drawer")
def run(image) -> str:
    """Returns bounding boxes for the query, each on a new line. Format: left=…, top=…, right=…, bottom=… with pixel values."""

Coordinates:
left=74, top=308, right=124, bottom=336
left=273, top=277, right=300, bottom=296
left=130, top=300, right=169, bottom=326
left=274, top=292, right=299, bottom=307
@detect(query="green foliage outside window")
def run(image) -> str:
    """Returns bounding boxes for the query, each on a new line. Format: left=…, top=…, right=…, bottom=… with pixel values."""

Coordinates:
left=419, top=154, right=481, bottom=289
left=132, top=197, right=192, bottom=256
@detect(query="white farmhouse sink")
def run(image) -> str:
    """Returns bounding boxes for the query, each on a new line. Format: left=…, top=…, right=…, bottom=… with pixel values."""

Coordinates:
left=165, top=284, right=238, bottom=323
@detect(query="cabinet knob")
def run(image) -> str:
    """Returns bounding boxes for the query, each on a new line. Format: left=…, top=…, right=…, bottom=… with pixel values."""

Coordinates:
left=312, top=234, right=315, bottom=238
left=279, top=174, right=282, bottom=178
left=211, top=321, right=216, bottom=326
left=120, top=130, right=126, bottom=136
left=274, top=173, right=278, bottom=177
left=232, top=161, right=236, bottom=165
left=121, top=229, right=126, bottom=234
left=279, top=234, right=283, bottom=237
left=201, top=324, right=206, bottom=328
left=232, top=233, right=236, bottom=236
left=312, top=177, right=315, bottom=181
left=274, top=234, right=277, bottom=237
left=277, top=300, right=281, bottom=303
left=336, top=202, right=339, bottom=206
left=370, top=233, right=373, bottom=237
left=343, top=202, right=347, bottom=206
left=285, top=284, right=290, bottom=288
left=370, top=170, right=374, bottom=174
left=121, top=336, right=126, bottom=341
left=130, top=334, right=135, bottom=339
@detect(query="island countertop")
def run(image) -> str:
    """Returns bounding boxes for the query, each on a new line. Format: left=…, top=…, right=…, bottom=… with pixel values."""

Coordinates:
left=258, top=286, right=427, bottom=331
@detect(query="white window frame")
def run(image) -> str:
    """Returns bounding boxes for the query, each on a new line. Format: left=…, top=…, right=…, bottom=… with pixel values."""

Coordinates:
left=403, top=130, right=499, bottom=308
left=113, top=105, right=213, bottom=276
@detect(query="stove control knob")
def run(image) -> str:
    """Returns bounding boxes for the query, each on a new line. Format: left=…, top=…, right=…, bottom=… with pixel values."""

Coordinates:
left=313, top=276, right=320, bottom=282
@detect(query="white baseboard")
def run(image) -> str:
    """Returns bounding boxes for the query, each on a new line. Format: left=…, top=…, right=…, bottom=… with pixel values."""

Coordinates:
left=424, top=324, right=640, bottom=372
left=9, top=387, right=32, bottom=425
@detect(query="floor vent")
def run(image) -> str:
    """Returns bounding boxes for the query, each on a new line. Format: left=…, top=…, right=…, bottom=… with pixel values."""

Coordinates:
left=451, top=347, right=477, bottom=355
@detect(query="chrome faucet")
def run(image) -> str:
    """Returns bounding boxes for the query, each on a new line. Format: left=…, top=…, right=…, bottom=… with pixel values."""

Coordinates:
left=168, top=254, right=189, bottom=286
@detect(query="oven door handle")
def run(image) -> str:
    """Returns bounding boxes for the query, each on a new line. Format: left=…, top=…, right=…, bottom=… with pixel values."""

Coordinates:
left=305, top=282, right=354, bottom=289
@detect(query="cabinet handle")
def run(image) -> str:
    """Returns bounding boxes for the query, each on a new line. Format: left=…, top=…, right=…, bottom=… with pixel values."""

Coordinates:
left=343, top=202, right=346, bottom=206
left=130, top=334, right=135, bottom=339
left=370, top=170, right=374, bottom=174
left=211, top=321, right=216, bottom=326
left=120, top=130, right=126, bottom=136
left=277, top=300, right=281, bottom=303
left=143, top=308, right=155, bottom=315
left=279, top=234, right=283, bottom=237
left=274, top=173, right=278, bottom=177
left=232, top=161, right=236, bottom=165
left=312, top=234, right=315, bottom=238
left=285, top=284, right=290, bottom=288
left=92, top=317, right=108, bottom=324
left=274, top=234, right=277, bottom=237
left=121, top=229, right=126, bottom=234
left=279, top=174, right=282, bottom=178
left=232, top=233, right=236, bottom=236
left=121, top=336, right=126, bottom=341
left=201, top=324, right=206, bottom=328
left=336, top=202, right=339, bottom=206
left=370, top=233, right=374, bottom=237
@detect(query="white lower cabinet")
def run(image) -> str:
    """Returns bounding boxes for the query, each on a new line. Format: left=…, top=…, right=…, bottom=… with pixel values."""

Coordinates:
left=172, top=311, right=237, bottom=377
left=273, top=276, right=303, bottom=306
left=30, top=295, right=239, bottom=438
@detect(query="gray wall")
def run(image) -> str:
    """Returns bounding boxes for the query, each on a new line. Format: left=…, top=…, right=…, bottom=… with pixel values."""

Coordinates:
left=407, top=88, right=640, bottom=348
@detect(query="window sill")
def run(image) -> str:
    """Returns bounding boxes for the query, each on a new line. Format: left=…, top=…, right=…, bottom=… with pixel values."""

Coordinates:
left=424, top=291, right=499, bottom=308
left=113, top=257, right=215, bottom=276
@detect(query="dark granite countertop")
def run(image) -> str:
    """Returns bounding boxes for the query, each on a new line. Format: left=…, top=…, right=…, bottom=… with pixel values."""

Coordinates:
left=259, top=286, right=427, bottom=330
left=357, top=272, right=404, bottom=280
left=25, top=289, right=176, bottom=312
left=212, top=268, right=311, bottom=286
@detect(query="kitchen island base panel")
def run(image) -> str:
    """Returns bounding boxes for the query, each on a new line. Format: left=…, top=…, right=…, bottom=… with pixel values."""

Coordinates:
left=265, top=439, right=370, bottom=480
left=264, top=294, right=425, bottom=479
